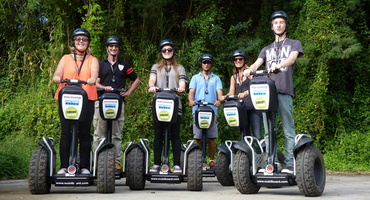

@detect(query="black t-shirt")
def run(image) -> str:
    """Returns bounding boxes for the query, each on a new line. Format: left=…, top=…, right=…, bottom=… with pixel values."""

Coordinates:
left=98, top=58, right=138, bottom=96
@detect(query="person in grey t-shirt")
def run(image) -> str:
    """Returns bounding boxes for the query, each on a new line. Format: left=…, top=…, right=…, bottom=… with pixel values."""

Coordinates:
left=148, top=39, right=187, bottom=173
left=246, top=11, right=304, bottom=174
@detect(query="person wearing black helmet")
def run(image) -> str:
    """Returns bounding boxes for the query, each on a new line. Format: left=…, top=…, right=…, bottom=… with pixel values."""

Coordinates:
left=93, top=36, right=141, bottom=171
left=148, top=39, right=187, bottom=173
left=222, top=50, right=262, bottom=140
left=246, top=11, right=304, bottom=174
left=188, top=53, right=223, bottom=169
left=52, top=28, right=99, bottom=175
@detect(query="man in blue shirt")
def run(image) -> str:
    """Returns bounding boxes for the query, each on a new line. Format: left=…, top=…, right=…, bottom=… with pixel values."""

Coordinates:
left=188, top=53, right=223, bottom=169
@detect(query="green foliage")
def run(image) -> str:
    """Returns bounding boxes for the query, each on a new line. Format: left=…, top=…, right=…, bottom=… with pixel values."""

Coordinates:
left=0, top=134, right=38, bottom=179
left=324, top=129, right=370, bottom=172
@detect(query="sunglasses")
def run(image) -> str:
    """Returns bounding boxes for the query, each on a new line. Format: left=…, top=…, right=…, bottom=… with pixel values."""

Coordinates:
left=161, top=48, right=174, bottom=53
left=74, top=37, right=89, bottom=42
left=202, top=61, right=212, bottom=64
left=109, top=44, right=119, bottom=48
left=233, top=57, right=244, bottom=62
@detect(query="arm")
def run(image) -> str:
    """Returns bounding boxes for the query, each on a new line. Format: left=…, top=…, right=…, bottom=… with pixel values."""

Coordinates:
left=214, top=89, right=223, bottom=107
left=177, top=80, right=186, bottom=93
left=123, top=77, right=141, bottom=97
left=87, top=57, right=99, bottom=85
left=271, top=51, right=299, bottom=72
left=148, top=74, right=158, bottom=93
left=220, top=76, right=235, bottom=101
left=248, top=58, right=264, bottom=73
left=188, top=88, right=196, bottom=107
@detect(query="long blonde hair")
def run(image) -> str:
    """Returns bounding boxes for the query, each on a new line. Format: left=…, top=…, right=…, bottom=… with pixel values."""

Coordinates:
left=156, top=53, right=180, bottom=81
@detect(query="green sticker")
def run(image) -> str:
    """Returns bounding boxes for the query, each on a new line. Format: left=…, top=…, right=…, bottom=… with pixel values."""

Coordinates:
left=66, top=107, right=78, bottom=119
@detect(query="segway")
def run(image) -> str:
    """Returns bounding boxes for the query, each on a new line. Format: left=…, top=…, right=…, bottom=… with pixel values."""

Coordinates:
left=96, top=88, right=126, bottom=180
left=28, top=79, right=115, bottom=194
left=232, top=70, right=326, bottom=196
left=193, top=100, right=217, bottom=177
left=216, top=95, right=248, bottom=186
left=124, top=88, right=203, bottom=191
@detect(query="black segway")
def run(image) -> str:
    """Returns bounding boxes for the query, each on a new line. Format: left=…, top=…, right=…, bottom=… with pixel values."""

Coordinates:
left=96, top=88, right=126, bottom=180
left=125, top=88, right=203, bottom=191
left=232, top=70, right=326, bottom=196
left=193, top=100, right=217, bottom=177
left=216, top=95, right=248, bottom=186
left=28, top=79, right=115, bottom=194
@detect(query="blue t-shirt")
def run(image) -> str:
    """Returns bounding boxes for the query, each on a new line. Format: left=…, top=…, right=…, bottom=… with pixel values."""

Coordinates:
left=189, top=72, right=223, bottom=115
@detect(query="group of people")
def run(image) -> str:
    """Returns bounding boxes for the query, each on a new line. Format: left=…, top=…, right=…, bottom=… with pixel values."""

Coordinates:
left=52, top=10, right=303, bottom=175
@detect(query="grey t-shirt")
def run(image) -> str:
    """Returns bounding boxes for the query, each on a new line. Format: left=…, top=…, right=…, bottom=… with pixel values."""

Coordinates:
left=150, top=63, right=187, bottom=114
left=258, top=38, right=303, bottom=96
left=150, top=64, right=187, bottom=89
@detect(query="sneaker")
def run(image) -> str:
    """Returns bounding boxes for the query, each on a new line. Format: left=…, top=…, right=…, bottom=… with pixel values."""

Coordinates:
left=57, top=168, right=67, bottom=175
left=149, top=165, right=160, bottom=173
left=173, top=165, right=182, bottom=173
left=209, top=160, right=216, bottom=169
left=281, top=166, right=294, bottom=174
left=81, top=168, right=91, bottom=175
left=115, top=163, right=122, bottom=171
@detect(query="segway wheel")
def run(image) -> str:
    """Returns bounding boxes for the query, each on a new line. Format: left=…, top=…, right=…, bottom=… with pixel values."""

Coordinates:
left=296, top=144, right=326, bottom=197
left=97, top=147, right=115, bottom=193
left=187, top=148, right=203, bottom=191
left=232, top=150, right=260, bottom=194
left=216, top=152, right=234, bottom=186
left=28, top=147, right=51, bottom=194
left=126, top=146, right=146, bottom=190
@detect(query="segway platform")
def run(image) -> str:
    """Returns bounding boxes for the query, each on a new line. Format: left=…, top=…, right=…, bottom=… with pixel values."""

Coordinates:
left=54, top=174, right=94, bottom=186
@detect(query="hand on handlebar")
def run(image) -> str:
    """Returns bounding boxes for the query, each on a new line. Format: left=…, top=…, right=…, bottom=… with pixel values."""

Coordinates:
left=87, top=78, right=96, bottom=85
left=53, top=76, right=61, bottom=84
left=148, top=86, right=159, bottom=93
left=213, top=99, right=221, bottom=107
left=189, top=100, right=196, bottom=107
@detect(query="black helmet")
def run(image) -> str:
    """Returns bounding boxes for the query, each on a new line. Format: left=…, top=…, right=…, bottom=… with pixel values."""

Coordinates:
left=231, top=50, right=246, bottom=60
left=106, top=36, right=120, bottom=46
left=159, top=39, right=174, bottom=50
left=270, top=11, right=289, bottom=23
left=200, top=53, right=213, bottom=63
left=72, top=28, right=90, bottom=39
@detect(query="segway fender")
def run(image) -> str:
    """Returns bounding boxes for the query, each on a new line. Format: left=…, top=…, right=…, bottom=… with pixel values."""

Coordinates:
left=217, top=144, right=232, bottom=162
left=293, top=137, right=314, bottom=157
left=186, top=143, right=201, bottom=153
left=233, top=141, right=253, bottom=159
left=38, top=137, right=56, bottom=176
left=98, top=142, right=114, bottom=151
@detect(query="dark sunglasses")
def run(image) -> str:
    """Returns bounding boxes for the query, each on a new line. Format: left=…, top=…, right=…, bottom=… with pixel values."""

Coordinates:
left=109, top=44, right=119, bottom=48
left=74, top=37, right=89, bottom=42
left=161, top=48, right=174, bottom=53
left=233, top=57, right=244, bottom=61
left=202, top=61, right=212, bottom=64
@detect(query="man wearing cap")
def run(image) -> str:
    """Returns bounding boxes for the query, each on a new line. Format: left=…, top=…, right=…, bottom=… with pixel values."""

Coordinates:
left=188, top=53, right=223, bottom=169
left=93, top=36, right=141, bottom=171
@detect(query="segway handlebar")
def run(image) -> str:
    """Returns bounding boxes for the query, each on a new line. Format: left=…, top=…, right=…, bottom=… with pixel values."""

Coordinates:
left=224, top=95, right=238, bottom=101
left=97, top=88, right=127, bottom=93
left=60, top=79, right=88, bottom=85
left=195, top=100, right=215, bottom=106
left=251, top=69, right=281, bottom=77
left=156, top=88, right=186, bottom=94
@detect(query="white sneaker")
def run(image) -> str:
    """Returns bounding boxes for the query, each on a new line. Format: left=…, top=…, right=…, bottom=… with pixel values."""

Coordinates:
left=150, top=165, right=160, bottom=173
left=57, top=168, right=67, bottom=175
left=173, top=165, right=182, bottom=173
left=281, top=166, right=294, bottom=174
